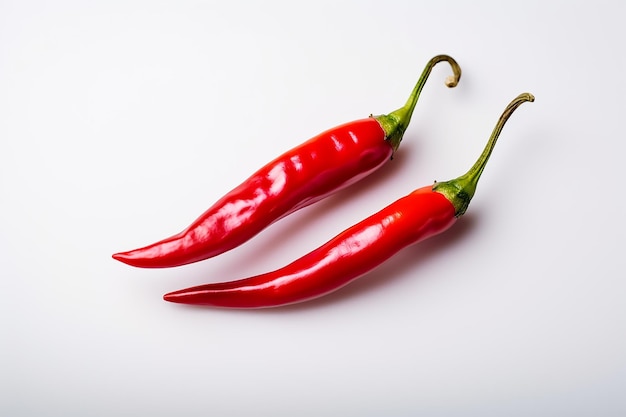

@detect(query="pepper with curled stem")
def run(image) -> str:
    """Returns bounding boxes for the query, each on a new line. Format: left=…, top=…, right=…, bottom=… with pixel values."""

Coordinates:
left=113, top=55, right=461, bottom=268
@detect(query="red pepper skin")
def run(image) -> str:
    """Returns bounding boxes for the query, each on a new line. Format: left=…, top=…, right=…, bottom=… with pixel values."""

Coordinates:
left=163, top=186, right=456, bottom=308
left=113, top=119, right=391, bottom=268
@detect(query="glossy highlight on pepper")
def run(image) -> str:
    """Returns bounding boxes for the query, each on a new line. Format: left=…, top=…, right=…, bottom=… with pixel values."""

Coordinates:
left=164, top=93, right=535, bottom=308
left=113, top=55, right=461, bottom=268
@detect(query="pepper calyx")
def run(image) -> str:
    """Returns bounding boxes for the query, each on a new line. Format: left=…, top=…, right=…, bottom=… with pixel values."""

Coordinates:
left=432, top=179, right=473, bottom=217
left=374, top=112, right=407, bottom=152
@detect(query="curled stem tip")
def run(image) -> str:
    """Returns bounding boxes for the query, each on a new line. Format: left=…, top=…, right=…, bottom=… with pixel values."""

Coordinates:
left=403, top=54, right=462, bottom=112
left=434, top=92, right=535, bottom=216
left=378, top=54, right=462, bottom=151
left=427, top=54, right=462, bottom=88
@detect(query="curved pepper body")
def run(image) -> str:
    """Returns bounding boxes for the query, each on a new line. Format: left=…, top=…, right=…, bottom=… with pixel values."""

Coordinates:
left=163, top=186, right=457, bottom=308
left=113, top=118, right=392, bottom=268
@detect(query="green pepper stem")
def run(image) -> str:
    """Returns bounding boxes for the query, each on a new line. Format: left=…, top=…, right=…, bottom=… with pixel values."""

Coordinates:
left=434, top=93, right=535, bottom=216
left=375, top=55, right=462, bottom=151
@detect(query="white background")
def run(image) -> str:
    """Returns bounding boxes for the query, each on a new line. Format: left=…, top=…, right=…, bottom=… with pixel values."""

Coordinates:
left=1, top=1, right=625, bottom=416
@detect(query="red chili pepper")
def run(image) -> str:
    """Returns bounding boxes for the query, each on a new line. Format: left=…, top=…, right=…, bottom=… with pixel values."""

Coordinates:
left=163, top=93, right=534, bottom=308
left=113, top=55, right=461, bottom=268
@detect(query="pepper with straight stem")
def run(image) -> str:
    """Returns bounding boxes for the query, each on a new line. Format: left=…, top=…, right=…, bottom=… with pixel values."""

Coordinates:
left=164, top=93, right=535, bottom=308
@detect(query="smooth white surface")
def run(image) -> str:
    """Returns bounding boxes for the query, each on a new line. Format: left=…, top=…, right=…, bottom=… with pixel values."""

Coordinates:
left=1, top=1, right=625, bottom=416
